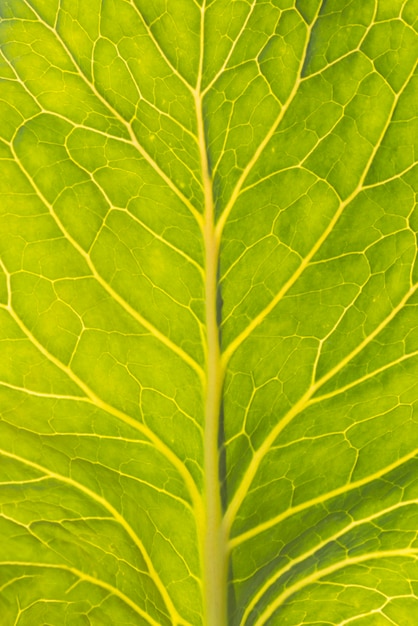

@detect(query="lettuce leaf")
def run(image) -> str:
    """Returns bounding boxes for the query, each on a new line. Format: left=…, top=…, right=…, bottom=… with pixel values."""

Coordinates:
left=0, top=1, right=417, bottom=624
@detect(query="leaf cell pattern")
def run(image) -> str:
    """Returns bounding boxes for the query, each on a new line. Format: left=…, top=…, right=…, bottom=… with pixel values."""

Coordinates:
left=0, top=0, right=417, bottom=624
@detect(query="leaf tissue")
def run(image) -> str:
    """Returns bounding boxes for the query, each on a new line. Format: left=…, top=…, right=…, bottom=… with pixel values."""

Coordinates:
left=0, top=0, right=418, bottom=624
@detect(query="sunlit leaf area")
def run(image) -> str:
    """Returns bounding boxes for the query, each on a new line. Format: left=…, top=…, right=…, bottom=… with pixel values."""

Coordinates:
left=0, top=0, right=417, bottom=624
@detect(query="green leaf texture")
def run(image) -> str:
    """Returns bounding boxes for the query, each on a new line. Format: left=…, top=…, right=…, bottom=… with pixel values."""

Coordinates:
left=0, top=1, right=418, bottom=624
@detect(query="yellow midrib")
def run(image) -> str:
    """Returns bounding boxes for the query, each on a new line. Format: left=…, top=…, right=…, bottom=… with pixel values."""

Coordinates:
left=194, top=23, right=228, bottom=622
left=193, top=3, right=228, bottom=623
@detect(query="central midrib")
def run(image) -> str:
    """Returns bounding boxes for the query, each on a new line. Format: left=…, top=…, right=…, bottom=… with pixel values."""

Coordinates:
left=194, top=84, right=228, bottom=625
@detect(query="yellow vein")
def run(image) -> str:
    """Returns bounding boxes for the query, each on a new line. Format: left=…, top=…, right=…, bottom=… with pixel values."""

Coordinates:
left=240, top=497, right=418, bottom=624
left=201, top=0, right=259, bottom=96
left=363, top=160, right=418, bottom=190
left=126, top=0, right=194, bottom=92
left=223, top=284, right=418, bottom=534
left=222, top=60, right=417, bottom=366
left=0, top=258, right=201, bottom=508
left=252, top=549, right=418, bottom=626
left=4, top=36, right=197, bottom=167
left=0, top=450, right=186, bottom=625
left=339, top=607, right=399, bottom=626
left=21, top=0, right=203, bottom=229
left=0, top=574, right=34, bottom=597
left=2, top=302, right=202, bottom=515
left=0, top=477, right=49, bottom=487
left=56, top=142, right=204, bottom=275
left=0, top=47, right=133, bottom=144
left=3, top=416, right=193, bottom=509
left=0, top=380, right=88, bottom=401
left=215, top=2, right=323, bottom=241
left=1, top=514, right=60, bottom=561
left=310, top=349, right=418, bottom=405
left=230, top=446, right=418, bottom=549
left=97, top=32, right=197, bottom=141
left=9, top=146, right=205, bottom=385
left=299, top=0, right=378, bottom=83
left=96, top=208, right=204, bottom=277
left=83, top=459, right=194, bottom=512
left=221, top=193, right=342, bottom=366
left=195, top=2, right=228, bottom=624
left=0, top=560, right=162, bottom=626
left=27, top=433, right=149, bottom=445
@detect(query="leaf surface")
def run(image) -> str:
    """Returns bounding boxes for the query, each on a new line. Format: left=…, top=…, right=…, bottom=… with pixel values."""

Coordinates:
left=0, top=1, right=418, bottom=624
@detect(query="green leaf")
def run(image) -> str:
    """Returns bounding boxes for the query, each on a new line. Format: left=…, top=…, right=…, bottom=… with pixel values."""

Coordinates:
left=0, top=1, right=417, bottom=624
